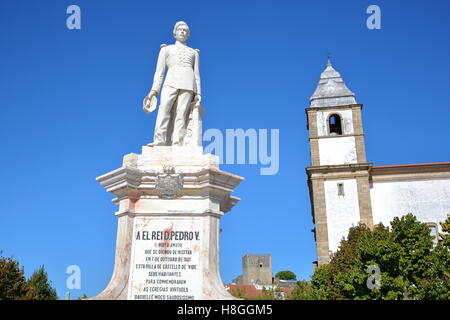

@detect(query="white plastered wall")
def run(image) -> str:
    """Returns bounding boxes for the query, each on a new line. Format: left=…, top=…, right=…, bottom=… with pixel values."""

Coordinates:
left=325, top=179, right=361, bottom=253
left=318, top=137, right=357, bottom=165
left=370, top=179, right=450, bottom=234
left=316, top=110, right=357, bottom=166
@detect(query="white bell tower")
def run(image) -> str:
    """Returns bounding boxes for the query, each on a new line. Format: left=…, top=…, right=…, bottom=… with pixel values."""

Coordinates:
left=306, top=58, right=374, bottom=266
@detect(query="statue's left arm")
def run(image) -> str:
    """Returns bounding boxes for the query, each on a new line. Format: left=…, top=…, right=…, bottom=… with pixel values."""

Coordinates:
left=194, top=49, right=201, bottom=103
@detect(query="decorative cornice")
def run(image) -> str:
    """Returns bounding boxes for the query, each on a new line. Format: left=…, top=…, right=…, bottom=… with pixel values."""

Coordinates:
left=371, top=162, right=450, bottom=182
left=306, top=163, right=373, bottom=180
left=97, top=165, right=244, bottom=214
left=306, top=103, right=363, bottom=112
left=308, top=133, right=364, bottom=140
left=372, top=162, right=450, bottom=174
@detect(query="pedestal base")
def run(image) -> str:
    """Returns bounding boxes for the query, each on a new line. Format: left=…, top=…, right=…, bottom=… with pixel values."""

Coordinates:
left=91, top=146, right=243, bottom=300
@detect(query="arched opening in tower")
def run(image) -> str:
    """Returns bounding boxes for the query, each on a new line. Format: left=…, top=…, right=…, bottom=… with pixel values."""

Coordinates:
left=329, top=114, right=342, bottom=135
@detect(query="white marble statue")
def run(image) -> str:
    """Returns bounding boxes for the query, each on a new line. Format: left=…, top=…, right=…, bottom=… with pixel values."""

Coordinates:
left=143, top=21, right=202, bottom=147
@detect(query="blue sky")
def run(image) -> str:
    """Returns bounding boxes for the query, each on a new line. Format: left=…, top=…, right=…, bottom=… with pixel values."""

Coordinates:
left=1, top=0, right=449, bottom=299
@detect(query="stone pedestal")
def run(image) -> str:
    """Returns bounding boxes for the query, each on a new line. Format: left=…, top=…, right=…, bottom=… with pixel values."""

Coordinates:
left=91, top=146, right=243, bottom=300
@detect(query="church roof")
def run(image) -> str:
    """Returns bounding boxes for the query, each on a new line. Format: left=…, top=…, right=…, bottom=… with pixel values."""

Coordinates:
left=373, top=162, right=450, bottom=169
left=309, top=58, right=357, bottom=108
left=372, top=162, right=450, bottom=175
left=370, top=162, right=450, bottom=182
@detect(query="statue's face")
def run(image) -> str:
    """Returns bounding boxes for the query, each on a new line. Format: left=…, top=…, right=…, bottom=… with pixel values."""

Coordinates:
left=175, top=24, right=189, bottom=42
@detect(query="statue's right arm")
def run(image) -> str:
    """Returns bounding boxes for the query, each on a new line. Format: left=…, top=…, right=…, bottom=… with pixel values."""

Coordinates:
left=150, top=45, right=167, bottom=96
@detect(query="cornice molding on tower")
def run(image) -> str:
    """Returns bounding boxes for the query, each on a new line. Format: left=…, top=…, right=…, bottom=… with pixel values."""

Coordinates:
left=308, top=133, right=365, bottom=140
left=306, top=163, right=373, bottom=180
left=305, top=103, right=363, bottom=112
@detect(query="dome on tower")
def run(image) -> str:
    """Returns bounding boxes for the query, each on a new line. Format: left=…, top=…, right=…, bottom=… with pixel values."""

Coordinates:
left=309, top=58, right=357, bottom=108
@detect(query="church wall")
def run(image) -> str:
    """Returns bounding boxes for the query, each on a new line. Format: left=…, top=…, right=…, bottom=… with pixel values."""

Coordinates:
left=324, top=179, right=361, bottom=253
left=318, top=137, right=357, bottom=165
left=370, top=179, right=450, bottom=233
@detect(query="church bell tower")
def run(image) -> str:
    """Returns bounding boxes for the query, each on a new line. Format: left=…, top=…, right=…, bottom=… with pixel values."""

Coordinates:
left=306, top=59, right=374, bottom=266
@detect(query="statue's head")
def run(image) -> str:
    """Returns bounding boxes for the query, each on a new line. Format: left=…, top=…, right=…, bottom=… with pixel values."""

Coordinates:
left=173, top=21, right=190, bottom=42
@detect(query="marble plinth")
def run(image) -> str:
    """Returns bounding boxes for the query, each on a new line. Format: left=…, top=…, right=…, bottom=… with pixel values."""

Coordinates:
left=91, top=146, right=243, bottom=300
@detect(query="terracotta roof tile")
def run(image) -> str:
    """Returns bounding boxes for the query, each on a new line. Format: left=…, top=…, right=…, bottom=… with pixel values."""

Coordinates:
left=373, top=162, right=450, bottom=169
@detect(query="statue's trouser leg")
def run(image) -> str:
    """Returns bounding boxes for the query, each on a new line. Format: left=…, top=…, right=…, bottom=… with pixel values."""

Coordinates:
left=153, top=86, right=179, bottom=145
left=172, top=90, right=194, bottom=146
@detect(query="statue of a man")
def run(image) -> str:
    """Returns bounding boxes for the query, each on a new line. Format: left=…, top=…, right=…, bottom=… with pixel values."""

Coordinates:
left=143, top=21, right=201, bottom=146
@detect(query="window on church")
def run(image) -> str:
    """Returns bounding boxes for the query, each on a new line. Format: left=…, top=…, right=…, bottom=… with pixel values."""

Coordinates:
left=426, top=223, right=439, bottom=245
left=337, top=183, right=345, bottom=196
left=329, top=114, right=343, bottom=135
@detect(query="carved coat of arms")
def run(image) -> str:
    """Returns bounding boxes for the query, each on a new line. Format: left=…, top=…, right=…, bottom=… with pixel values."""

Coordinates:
left=155, top=166, right=183, bottom=199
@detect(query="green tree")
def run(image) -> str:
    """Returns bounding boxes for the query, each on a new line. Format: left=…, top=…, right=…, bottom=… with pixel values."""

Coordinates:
left=256, top=287, right=283, bottom=300
left=275, top=270, right=297, bottom=281
left=413, top=215, right=450, bottom=300
left=301, top=214, right=450, bottom=300
left=288, top=280, right=314, bottom=300
left=309, top=264, right=336, bottom=299
left=228, top=287, right=248, bottom=299
left=77, top=293, right=89, bottom=300
left=439, top=215, right=450, bottom=249
left=27, top=265, right=58, bottom=300
left=414, top=244, right=450, bottom=299
left=0, top=252, right=35, bottom=300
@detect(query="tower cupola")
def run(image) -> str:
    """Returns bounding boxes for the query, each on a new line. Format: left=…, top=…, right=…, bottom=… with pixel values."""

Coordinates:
left=310, top=59, right=357, bottom=108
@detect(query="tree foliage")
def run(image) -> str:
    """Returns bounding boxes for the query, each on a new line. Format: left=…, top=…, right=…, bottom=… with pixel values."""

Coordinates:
left=256, top=287, right=283, bottom=300
left=288, top=280, right=314, bottom=300
left=291, top=214, right=450, bottom=300
left=0, top=253, right=57, bottom=300
left=228, top=287, right=248, bottom=299
left=439, top=215, right=450, bottom=249
left=77, top=293, right=89, bottom=300
left=0, top=253, right=35, bottom=300
left=27, top=265, right=58, bottom=300
left=275, top=270, right=297, bottom=280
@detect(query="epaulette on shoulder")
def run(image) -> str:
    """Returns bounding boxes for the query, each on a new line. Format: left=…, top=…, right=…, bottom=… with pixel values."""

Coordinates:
left=194, top=48, right=200, bottom=53
left=160, top=44, right=167, bottom=48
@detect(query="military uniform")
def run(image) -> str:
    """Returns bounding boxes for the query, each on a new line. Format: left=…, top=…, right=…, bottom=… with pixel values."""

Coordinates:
left=150, top=42, right=201, bottom=146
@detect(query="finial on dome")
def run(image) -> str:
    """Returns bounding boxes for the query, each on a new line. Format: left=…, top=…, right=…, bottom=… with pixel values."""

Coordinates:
left=327, top=52, right=332, bottom=66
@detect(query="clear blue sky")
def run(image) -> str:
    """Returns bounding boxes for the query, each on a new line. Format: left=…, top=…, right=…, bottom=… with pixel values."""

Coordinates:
left=1, top=0, right=449, bottom=299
